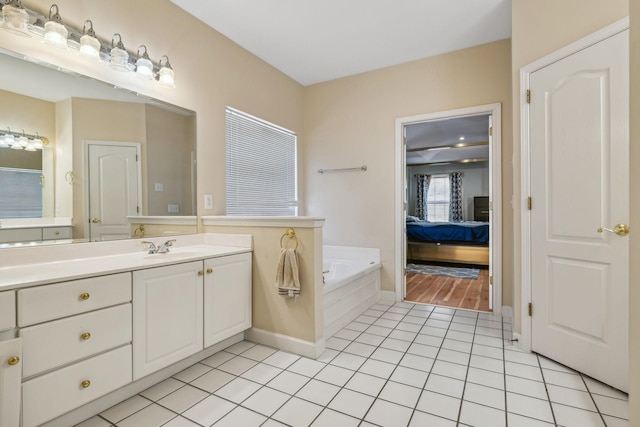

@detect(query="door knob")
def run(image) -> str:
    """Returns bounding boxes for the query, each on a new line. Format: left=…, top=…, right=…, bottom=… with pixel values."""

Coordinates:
left=597, top=224, right=630, bottom=236
left=90, top=218, right=101, bottom=223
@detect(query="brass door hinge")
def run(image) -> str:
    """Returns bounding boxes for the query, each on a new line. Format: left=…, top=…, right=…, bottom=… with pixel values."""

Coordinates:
left=489, top=276, right=493, bottom=285
left=527, top=197, right=532, bottom=210
left=528, top=303, right=533, bottom=316
left=526, top=90, right=531, bottom=104
left=489, top=126, right=493, bottom=137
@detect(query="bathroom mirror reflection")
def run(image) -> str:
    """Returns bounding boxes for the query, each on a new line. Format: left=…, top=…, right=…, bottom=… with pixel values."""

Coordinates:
left=0, top=49, right=197, bottom=246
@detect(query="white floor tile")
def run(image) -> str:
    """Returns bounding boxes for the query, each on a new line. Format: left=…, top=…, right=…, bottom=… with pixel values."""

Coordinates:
left=381, top=337, right=412, bottom=352
left=314, top=364, right=354, bottom=386
left=425, top=373, right=465, bottom=399
left=538, top=356, right=575, bottom=374
left=449, top=322, right=476, bottom=333
left=327, top=388, right=375, bottom=419
left=381, top=311, right=405, bottom=321
left=173, top=363, right=212, bottom=383
left=356, top=314, right=379, bottom=324
left=426, top=319, right=451, bottom=329
left=365, top=398, right=413, bottom=427
left=379, top=381, right=422, bottom=408
left=409, top=410, right=457, bottom=427
left=116, top=403, right=175, bottom=427
left=272, top=397, right=323, bottom=427
left=504, top=349, right=539, bottom=366
left=389, top=365, right=429, bottom=389
left=592, top=393, right=629, bottom=419
left=400, top=353, right=435, bottom=372
left=182, top=395, right=236, bottom=426
left=416, top=390, right=461, bottom=421
left=325, top=336, right=351, bottom=351
left=431, top=359, right=468, bottom=380
left=261, top=419, right=289, bottom=427
left=295, top=378, right=341, bottom=406
left=224, top=340, right=256, bottom=354
left=287, top=357, right=326, bottom=377
left=334, top=328, right=362, bottom=341
left=157, top=384, right=208, bottom=413
left=139, top=377, right=184, bottom=401
left=404, top=315, right=428, bottom=325
left=389, top=305, right=412, bottom=313
left=190, top=369, right=236, bottom=393
left=505, top=375, right=547, bottom=400
left=473, top=334, right=505, bottom=348
left=355, top=332, right=386, bottom=346
left=543, top=369, right=587, bottom=391
left=261, top=350, right=300, bottom=369
left=446, top=330, right=474, bottom=343
left=441, top=338, right=472, bottom=354
left=217, top=356, right=258, bottom=376
left=505, top=361, right=543, bottom=382
left=345, top=321, right=370, bottom=332
left=100, top=395, right=152, bottom=423
left=463, top=382, right=505, bottom=410
left=363, top=308, right=385, bottom=317
left=547, top=383, right=597, bottom=411
left=74, top=416, right=111, bottom=427
left=214, top=377, right=261, bottom=403
left=475, top=326, right=504, bottom=338
left=311, top=408, right=360, bottom=427
left=162, top=415, right=201, bottom=427
left=459, top=400, right=506, bottom=427
left=267, top=370, right=309, bottom=394
left=437, top=348, right=471, bottom=366
left=396, top=321, right=423, bottom=333
left=240, top=362, right=283, bottom=384
left=506, top=392, right=554, bottom=423
left=414, top=333, right=445, bottom=347
left=470, top=354, right=504, bottom=374
left=329, top=352, right=367, bottom=370
left=467, top=366, right=505, bottom=390
left=388, top=329, right=418, bottom=342
left=371, top=347, right=405, bottom=364
left=552, top=402, right=605, bottom=427
left=603, top=415, right=629, bottom=427
left=316, top=348, right=340, bottom=363
left=374, top=318, right=400, bottom=329
left=241, top=386, right=291, bottom=416
left=240, top=344, right=277, bottom=361
left=200, top=351, right=235, bottom=368
left=213, top=406, right=267, bottom=427
left=365, top=325, right=394, bottom=337
left=345, top=372, right=387, bottom=396
left=583, top=376, right=628, bottom=401
left=420, top=326, right=448, bottom=338
left=507, top=412, right=555, bottom=426
left=407, top=342, right=439, bottom=358
left=472, top=343, right=504, bottom=359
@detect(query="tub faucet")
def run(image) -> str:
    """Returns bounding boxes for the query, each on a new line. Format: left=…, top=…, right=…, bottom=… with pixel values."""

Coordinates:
left=157, top=239, right=176, bottom=253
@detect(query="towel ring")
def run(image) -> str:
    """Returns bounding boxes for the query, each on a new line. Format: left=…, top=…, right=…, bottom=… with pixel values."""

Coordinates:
left=280, top=228, right=299, bottom=250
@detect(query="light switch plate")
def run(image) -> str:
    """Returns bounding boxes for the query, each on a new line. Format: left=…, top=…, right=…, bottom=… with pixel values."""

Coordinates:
left=154, top=183, right=164, bottom=192
left=204, top=194, right=213, bottom=209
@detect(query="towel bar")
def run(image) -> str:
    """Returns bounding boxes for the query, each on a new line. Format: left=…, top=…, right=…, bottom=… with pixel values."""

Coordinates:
left=280, top=228, right=299, bottom=250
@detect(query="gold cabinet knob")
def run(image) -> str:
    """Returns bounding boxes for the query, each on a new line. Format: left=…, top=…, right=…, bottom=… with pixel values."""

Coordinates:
left=198, top=270, right=204, bottom=276
left=7, top=356, right=19, bottom=366
left=206, top=268, right=213, bottom=274
left=54, top=231, right=60, bottom=236
left=80, top=332, right=91, bottom=341
left=81, top=380, right=91, bottom=389
left=80, top=292, right=90, bottom=301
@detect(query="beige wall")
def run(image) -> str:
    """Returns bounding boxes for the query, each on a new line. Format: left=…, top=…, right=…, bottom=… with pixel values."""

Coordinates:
left=303, top=40, right=513, bottom=300
left=510, top=0, right=629, bottom=330
left=629, top=0, right=638, bottom=422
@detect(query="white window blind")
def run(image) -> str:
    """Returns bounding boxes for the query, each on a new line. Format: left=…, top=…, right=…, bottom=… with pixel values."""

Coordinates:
left=226, top=107, right=298, bottom=216
left=427, top=175, right=450, bottom=222
left=0, top=167, right=43, bottom=218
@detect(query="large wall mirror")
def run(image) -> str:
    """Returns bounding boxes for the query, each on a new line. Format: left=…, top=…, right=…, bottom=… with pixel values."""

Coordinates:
left=0, top=49, right=197, bottom=246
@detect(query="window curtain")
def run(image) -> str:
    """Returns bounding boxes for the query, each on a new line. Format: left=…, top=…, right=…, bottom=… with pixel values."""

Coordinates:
left=449, top=171, right=463, bottom=222
left=415, top=174, right=431, bottom=221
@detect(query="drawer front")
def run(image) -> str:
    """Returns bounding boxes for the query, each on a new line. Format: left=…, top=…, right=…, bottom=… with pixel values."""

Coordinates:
left=18, top=272, right=131, bottom=326
left=22, top=344, right=132, bottom=427
left=0, top=291, right=15, bottom=332
left=0, top=228, right=41, bottom=243
left=21, top=303, right=132, bottom=377
left=42, top=226, right=72, bottom=240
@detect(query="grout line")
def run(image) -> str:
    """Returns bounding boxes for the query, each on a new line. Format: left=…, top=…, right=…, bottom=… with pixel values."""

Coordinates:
left=501, top=314, right=508, bottom=426
left=580, top=374, right=609, bottom=426
left=536, top=353, right=558, bottom=426
left=454, top=307, right=479, bottom=425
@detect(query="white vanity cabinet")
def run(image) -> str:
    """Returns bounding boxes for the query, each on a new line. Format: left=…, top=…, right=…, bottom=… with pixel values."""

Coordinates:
left=204, top=252, right=252, bottom=347
left=133, top=261, right=204, bottom=380
left=0, top=338, right=22, bottom=427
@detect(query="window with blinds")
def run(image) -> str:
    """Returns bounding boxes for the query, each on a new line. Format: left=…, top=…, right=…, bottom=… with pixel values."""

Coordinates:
left=427, top=174, right=450, bottom=222
left=0, top=167, right=43, bottom=218
left=225, top=107, right=298, bottom=216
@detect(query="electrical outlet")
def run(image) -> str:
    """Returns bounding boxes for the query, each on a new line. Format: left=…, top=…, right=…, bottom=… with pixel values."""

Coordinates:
left=154, top=183, right=164, bottom=192
left=168, top=203, right=179, bottom=213
left=204, top=194, right=213, bottom=209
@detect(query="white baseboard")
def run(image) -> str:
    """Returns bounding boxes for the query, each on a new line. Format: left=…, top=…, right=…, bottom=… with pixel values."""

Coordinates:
left=244, top=327, right=325, bottom=359
left=42, top=334, right=244, bottom=427
left=380, top=290, right=397, bottom=302
left=501, top=306, right=513, bottom=320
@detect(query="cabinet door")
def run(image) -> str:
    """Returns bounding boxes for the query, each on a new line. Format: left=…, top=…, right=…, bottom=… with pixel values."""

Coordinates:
left=204, top=253, right=252, bottom=347
left=0, top=338, right=22, bottom=427
left=133, top=262, right=203, bottom=380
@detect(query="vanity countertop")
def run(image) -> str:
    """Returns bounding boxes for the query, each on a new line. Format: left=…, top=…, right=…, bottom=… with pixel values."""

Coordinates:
left=0, top=243, right=252, bottom=291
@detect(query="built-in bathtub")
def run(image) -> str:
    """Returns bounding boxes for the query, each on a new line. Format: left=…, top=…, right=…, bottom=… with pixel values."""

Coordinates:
left=323, top=245, right=381, bottom=338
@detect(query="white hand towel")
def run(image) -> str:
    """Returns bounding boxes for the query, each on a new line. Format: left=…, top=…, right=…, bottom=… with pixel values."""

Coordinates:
left=275, top=248, right=300, bottom=297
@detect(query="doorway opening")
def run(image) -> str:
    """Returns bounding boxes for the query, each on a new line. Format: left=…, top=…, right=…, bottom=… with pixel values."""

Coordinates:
left=394, top=104, right=502, bottom=315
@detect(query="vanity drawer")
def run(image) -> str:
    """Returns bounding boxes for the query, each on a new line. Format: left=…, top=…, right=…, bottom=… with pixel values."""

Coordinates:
left=0, top=228, right=41, bottom=243
left=18, top=272, right=131, bottom=326
left=22, top=344, right=132, bottom=427
left=20, top=303, right=132, bottom=377
left=42, top=226, right=72, bottom=240
left=0, top=290, right=15, bottom=331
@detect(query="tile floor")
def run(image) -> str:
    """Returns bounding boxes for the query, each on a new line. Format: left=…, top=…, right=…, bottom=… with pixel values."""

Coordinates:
left=77, top=301, right=629, bottom=427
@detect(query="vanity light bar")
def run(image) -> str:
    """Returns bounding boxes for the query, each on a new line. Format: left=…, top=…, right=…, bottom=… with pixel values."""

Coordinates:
left=0, top=1, right=176, bottom=88
left=0, top=128, right=48, bottom=150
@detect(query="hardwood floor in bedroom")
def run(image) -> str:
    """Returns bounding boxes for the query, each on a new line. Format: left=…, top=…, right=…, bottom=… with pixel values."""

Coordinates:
left=406, top=269, right=490, bottom=312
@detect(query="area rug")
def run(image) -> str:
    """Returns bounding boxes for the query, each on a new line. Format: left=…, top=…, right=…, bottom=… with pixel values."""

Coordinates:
left=406, top=263, right=479, bottom=280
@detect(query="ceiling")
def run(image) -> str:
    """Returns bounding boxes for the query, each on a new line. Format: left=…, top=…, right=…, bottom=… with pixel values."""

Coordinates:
left=405, top=115, right=490, bottom=166
left=169, top=0, right=512, bottom=86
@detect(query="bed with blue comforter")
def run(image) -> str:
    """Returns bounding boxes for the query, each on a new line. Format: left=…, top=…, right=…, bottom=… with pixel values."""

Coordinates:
left=406, top=220, right=489, bottom=245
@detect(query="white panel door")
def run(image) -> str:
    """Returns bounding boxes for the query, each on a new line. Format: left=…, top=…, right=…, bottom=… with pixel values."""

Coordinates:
left=88, top=143, right=140, bottom=241
left=530, top=30, right=629, bottom=391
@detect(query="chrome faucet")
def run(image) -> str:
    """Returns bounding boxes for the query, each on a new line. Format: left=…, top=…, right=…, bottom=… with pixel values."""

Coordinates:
left=141, top=239, right=176, bottom=254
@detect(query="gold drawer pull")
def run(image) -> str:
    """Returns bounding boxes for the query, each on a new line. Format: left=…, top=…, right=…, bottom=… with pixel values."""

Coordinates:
left=198, top=271, right=204, bottom=276
left=80, top=332, right=91, bottom=341
left=206, top=268, right=213, bottom=274
left=81, top=380, right=91, bottom=389
left=80, top=292, right=90, bottom=301
left=7, top=356, right=19, bottom=366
